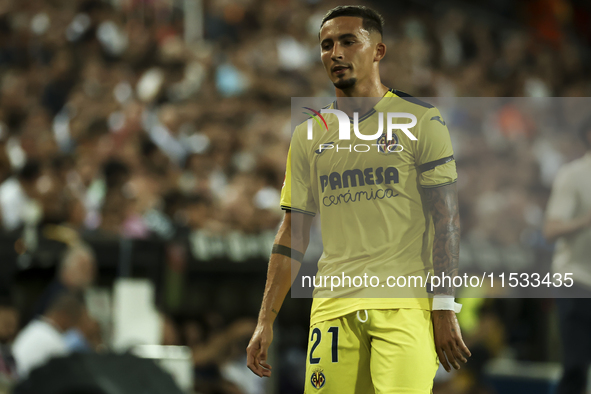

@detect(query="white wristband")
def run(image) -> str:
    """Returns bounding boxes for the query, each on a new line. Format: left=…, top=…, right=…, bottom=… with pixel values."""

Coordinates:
left=432, top=296, right=462, bottom=313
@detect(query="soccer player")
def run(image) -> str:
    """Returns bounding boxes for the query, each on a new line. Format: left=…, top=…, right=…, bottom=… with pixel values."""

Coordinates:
left=247, top=5, right=471, bottom=393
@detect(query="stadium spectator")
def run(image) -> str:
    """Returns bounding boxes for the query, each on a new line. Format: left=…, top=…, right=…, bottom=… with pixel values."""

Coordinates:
left=188, top=315, right=257, bottom=394
left=12, top=293, right=84, bottom=378
left=0, top=297, right=18, bottom=383
left=544, top=118, right=591, bottom=394
left=0, top=126, right=10, bottom=185
left=33, top=243, right=96, bottom=318
left=0, top=161, right=42, bottom=232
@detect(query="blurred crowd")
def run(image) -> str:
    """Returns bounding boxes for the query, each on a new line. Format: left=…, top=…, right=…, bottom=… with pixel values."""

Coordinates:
left=0, top=0, right=590, bottom=239
left=0, top=0, right=590, bottom=393
left=0, top=244, right=260, bottom=394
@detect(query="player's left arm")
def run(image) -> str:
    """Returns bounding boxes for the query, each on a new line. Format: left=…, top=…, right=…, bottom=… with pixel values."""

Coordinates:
left=415, top=106, right=471, bottom=372
left=423, top=182, right=471, bottom=372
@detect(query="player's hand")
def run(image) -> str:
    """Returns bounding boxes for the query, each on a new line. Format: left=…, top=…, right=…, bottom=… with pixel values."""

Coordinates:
left=432, top=310, right=471, bottom=372
left=246, top=322, right=273, bottom=377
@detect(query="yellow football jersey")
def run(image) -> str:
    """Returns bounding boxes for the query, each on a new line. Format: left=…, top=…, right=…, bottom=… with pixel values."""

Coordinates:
left=281, top=89, right=457, bottom=326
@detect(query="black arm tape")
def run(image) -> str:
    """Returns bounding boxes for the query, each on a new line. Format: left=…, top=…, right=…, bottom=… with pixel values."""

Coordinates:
left=272, top=244, right=304, bottom=263
left=417, top=155, right=454, bottom=173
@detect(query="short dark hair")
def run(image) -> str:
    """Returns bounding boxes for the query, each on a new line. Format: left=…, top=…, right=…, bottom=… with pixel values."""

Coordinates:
left=87, top=118, right=109, bottom=137
left=102, top=159, right=130, bottom=188
left=18, top=160, right=41, bottom=182
left=579, top=115, right=591, bottom=148
left=46, top=292, right=84, bottom=321
left=320, top=5, right=384, bottom=38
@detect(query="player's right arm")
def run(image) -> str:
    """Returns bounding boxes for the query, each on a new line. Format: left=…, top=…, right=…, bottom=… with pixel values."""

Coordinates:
left=247, top=124, right=317, bottom=378
left=246, top=211, right=313, bottom=378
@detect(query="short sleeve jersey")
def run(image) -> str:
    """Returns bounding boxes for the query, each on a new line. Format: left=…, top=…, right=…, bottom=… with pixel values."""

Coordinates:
left=546, top=152, right=591, bottom=288
left=280, top=90, right=457, bottom=325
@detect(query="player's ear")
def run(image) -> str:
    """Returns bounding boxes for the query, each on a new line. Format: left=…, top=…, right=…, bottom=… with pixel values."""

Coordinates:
left=374, top=42, right=386, bottom=62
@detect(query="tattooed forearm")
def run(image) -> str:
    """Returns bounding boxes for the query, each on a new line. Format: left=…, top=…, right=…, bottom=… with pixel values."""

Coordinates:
left=423, top=182, right=460, bottom=296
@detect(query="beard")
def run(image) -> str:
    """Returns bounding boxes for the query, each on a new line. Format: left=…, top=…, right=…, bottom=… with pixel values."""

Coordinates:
left=333, top=77, right=357, bottom=90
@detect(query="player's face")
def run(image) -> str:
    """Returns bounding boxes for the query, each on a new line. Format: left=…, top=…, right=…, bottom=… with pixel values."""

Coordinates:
left=319, top=17, right=379, bottom=90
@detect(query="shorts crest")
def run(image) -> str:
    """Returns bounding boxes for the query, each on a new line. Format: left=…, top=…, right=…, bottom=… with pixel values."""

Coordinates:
left=310, top=368, right=326, bottom=389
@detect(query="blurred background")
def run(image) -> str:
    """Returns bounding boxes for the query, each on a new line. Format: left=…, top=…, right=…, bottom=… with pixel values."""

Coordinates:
left=0, top=0, right=590, bottom=393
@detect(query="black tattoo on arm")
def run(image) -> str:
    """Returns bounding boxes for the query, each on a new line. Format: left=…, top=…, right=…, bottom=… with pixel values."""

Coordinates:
left=272, top=244, right=304, bottom=264
left=423, top=182, right=460, bottom=296
left=271, top=309, right=279, bottom=315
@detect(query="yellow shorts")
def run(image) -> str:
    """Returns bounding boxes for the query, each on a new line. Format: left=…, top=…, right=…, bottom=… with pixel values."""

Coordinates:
left=304, top=309, right=438, bottom=394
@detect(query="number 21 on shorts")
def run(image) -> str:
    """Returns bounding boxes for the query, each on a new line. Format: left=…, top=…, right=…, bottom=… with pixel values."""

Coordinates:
left=310, top=326, right=339, bottom=364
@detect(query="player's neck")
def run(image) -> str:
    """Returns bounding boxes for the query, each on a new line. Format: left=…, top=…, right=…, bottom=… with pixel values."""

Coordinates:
left=335, top=81, right=389, bottom=118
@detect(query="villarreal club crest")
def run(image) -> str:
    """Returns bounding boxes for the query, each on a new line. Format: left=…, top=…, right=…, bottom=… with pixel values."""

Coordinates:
left=376, top=131, right=400, bottom=154
left=311, top=368, right=326, bottom=389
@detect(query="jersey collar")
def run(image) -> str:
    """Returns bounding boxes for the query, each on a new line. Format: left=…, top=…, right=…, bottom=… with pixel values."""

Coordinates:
left=332, top=88, right=395, bottom=124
